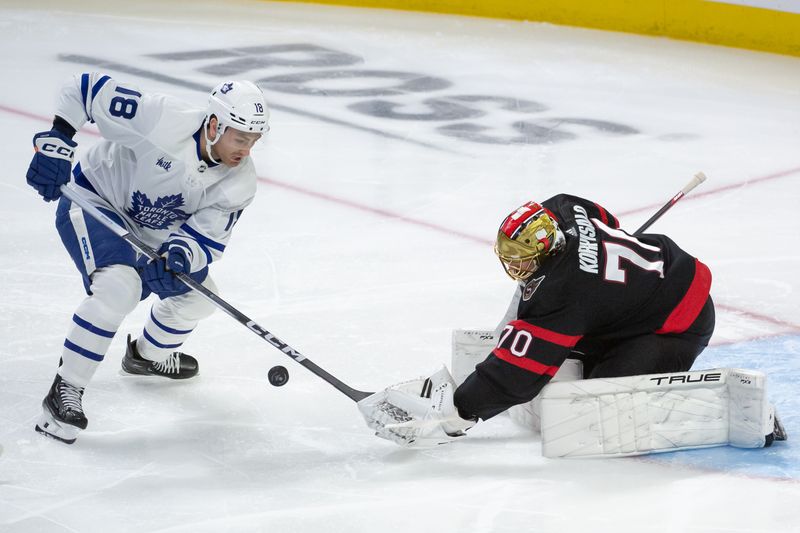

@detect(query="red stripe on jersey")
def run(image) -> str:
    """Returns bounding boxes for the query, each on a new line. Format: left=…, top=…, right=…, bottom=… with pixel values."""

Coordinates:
left=493, top=347, right=560, bottom=377
left=509, top=320, right=582, bottom=347
left=656, top=259, right=712, bottom=334
left=593, top=202, right=619, bottom=228
left=594, top=202, right=609, bottom=225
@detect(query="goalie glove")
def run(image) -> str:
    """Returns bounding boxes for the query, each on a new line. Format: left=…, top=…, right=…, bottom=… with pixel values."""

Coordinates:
left=357, top=366, right=477, bottom=448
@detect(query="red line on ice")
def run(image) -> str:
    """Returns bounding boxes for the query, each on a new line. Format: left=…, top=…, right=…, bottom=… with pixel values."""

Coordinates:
left=4, top=102, right=798, bottom=343
left=616, top=167, right=800, bottom=217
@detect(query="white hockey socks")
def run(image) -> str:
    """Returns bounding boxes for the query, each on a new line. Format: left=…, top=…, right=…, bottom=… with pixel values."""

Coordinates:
left=540, top=368, right=780, bottom=458
left=60, top=266, right=141, bottom=387
left=137, top=276, right=218, bottom=361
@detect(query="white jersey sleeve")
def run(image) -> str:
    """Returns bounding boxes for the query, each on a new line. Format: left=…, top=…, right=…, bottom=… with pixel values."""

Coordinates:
left=56, top=72, right=155, bottom=148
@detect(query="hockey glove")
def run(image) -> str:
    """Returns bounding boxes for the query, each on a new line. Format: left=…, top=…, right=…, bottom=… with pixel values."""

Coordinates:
left=357, top=366, right=476, bottom=448
left=141, top=244, right=191, bottom=297
left=26, top=130, right=77, bottom=202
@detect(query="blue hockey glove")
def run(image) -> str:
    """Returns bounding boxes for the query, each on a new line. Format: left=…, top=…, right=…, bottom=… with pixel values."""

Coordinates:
left=26, top=130, right=77, bottom=202
left=141, top=245, right=191, bottom=297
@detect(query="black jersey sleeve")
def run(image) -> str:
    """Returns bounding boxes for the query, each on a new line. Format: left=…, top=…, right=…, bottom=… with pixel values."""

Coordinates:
left=454, top=318, right=582, bottom=421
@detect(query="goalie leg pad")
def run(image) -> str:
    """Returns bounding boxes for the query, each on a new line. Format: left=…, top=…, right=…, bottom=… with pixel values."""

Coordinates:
left=540, top=368, right=779, bottom=458
left=508, top=358, right=583, bottom=431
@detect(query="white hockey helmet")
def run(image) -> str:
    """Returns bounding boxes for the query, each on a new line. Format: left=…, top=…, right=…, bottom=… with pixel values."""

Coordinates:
left=206, top=80, right=270, bottom=136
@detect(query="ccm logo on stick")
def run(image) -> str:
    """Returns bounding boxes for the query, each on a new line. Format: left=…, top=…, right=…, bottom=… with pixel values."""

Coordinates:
left=650, top=372, right=722, bottom=385
left=245, top=320, right=306, bottom=362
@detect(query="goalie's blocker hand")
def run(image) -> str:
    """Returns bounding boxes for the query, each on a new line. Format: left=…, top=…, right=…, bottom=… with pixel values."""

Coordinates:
left=357, top=366, right=476, bottom=448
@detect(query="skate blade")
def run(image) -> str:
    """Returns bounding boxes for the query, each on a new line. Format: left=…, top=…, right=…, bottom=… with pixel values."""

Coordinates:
left=35, top=411, right=81, bottom=445
left=774, top=414, right=788, bottom=442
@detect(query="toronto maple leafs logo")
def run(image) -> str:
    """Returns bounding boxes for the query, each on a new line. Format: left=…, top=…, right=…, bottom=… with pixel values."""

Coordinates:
left=220, top=82, right=234, bottom=94
left=126, top=191, right=190, bottom=230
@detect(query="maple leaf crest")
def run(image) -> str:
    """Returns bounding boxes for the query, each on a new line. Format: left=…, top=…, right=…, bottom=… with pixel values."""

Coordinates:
left=154, top=194, right=185, bottom=211
left=126, top=191, right=190, bottom=230
left=130, top=190, right=151, bottom=211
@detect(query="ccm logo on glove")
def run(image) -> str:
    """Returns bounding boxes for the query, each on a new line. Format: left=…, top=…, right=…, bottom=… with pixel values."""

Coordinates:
left=38, top=141, right=75, bottom=160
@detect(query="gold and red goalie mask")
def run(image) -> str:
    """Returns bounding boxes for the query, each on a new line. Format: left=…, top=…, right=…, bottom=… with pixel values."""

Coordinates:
left=494, top=201, right=561, bottom=281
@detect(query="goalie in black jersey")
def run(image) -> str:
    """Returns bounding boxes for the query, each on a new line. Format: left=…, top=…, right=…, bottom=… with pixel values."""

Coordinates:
left=358, top=194, right=784, bottom=454
left=456, top=194, right=714, bottom=421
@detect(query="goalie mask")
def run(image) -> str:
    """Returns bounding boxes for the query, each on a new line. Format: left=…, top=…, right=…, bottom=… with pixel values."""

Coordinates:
left=494, top=201, right=564, bottom=281
left=205, top=81, right=269, bottom=162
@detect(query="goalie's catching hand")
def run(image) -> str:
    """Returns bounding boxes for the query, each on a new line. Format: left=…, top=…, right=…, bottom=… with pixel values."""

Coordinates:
left=357, top=366, right=476, bottom=448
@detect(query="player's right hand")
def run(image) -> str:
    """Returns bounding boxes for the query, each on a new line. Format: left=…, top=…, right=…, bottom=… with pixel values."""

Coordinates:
left=26, top=130, right=77, bottom=202
left=141, top=246, right=191, bottom=297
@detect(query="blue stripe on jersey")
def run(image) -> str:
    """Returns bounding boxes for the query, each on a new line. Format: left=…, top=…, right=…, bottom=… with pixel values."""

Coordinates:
left=150, top=310, right=193, bottom=335
left=80, top=74, right=90, bottom=121
left=180, top=223, right=226, bottom=252
left=114, top=86, right=142, bottom=97
left=73, top=163, right=99, bottom=196
left=72, top=314, right=115, bottom=338
left=143, top=329, right=183, bottom=349
left=64, top=339, right=105, bottom=362
left=224, top=209, right=244, bottom=232
left=91, top=75, right=111, bottom=101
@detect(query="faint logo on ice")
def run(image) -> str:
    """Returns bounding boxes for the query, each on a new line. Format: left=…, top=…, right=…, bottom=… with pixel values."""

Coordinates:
left=126, top=191, right=190, bottom=230
left=140, top=44, right=650, bottom=148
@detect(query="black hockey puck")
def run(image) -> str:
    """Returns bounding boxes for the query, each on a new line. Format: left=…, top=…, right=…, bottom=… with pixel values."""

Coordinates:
left=268, top=365, right=289, bottom=387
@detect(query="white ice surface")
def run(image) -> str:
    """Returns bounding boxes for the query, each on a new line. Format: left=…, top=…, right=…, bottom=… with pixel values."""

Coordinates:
left=1, top=1, right=799, bottom=532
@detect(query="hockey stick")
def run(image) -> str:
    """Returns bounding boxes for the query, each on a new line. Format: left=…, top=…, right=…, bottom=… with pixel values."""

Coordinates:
left=633, top=172, right=707, bottom=235
left=60, top=186, right=374, bottom=402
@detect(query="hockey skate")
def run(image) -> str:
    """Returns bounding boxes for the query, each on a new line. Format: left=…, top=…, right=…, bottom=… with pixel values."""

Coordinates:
left=767, top=410, right=788, bottom=446
left=121, top=335, right=198, bottom=379
left=35, top=374, right=88, bottom=445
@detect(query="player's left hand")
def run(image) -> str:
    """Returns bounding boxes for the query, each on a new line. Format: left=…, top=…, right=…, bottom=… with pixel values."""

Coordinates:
left=141, top=245, right=191, bottom=297
left=357, top=366, right=476, bottom=448
left=26, top=130, right=77, bottom=202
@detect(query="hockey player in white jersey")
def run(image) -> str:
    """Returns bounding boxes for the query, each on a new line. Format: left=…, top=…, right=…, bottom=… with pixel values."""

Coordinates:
left=25, top=74, right=269, bottom=444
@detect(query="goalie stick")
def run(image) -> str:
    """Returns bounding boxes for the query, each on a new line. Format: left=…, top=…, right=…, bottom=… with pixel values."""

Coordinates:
left=60, top=186, right=373, bottom=402
left=633, top=172, right=707, bottom=235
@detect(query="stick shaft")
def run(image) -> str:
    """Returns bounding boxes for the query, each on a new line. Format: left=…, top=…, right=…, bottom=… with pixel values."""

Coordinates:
left=633, top=172, right=707, bottom=235
left=61, top=186, right=372, bottom=402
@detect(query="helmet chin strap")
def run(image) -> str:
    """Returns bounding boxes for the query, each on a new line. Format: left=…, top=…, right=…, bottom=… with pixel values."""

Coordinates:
left=203, top=116, right=225, bottom=165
